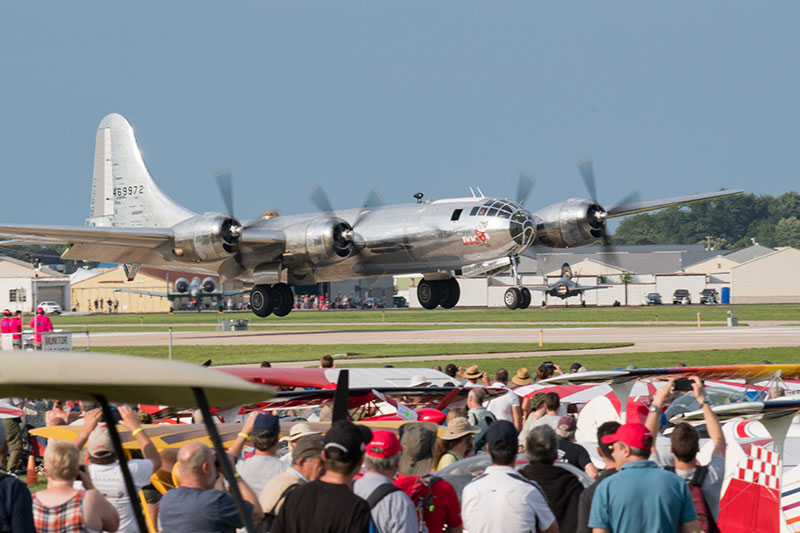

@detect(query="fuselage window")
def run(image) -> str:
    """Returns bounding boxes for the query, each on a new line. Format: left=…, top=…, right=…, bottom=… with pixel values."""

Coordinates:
left=487, top=208, right=498, bottom=217
left=470, top=206, right=479, bottom=216
left=498, top=211, right=511, bottom=219
left=451, top=209, right=463, bottom=221
left=478, top=207, right=487, bottom=215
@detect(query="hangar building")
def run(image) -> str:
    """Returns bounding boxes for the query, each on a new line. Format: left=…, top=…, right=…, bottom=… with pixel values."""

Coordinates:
left=0, top=257, right=70, bottom=312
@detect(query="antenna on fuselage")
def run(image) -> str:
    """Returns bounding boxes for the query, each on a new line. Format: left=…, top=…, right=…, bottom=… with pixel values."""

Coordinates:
left=476, top=187, right=485, bottom=198
left=469, top=187, right=476, bottom=198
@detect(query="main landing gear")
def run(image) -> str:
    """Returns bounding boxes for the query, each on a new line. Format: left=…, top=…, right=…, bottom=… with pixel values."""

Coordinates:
left=417, top=278, right=461, bottom=310
left=504, top=254, right=531, bottom=310
left=250, top=283, right=294, bottom=317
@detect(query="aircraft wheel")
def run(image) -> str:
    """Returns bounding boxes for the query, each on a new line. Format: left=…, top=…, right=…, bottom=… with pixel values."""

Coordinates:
left=417, top=280, right=442, bottom=310
left=271, top=283, right=294, bottom=317
left=518, top=287, right=531, bottom=309
left=440, top=278, right=461, bottom=309
left=504, top=287, right=521, bottom=309
left=250, top=285, right=274, bottom=317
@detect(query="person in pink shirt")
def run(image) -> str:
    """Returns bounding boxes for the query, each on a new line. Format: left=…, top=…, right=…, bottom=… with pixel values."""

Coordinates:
left=0, top=309, right=11, bottom=337
left=11, top=310, right=23, bottom=349
left=29, top=308, right=53, bottom=350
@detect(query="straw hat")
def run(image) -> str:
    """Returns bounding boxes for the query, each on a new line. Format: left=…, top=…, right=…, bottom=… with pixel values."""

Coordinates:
left=409, top=374, right=431, bottom=387
left=463, top=365, right=483, bottom=380
left=440, top=417, right=480, bottom=441
left=512, top=368, right=532, bottom=386
left=280, top=422, right=321, bottom=443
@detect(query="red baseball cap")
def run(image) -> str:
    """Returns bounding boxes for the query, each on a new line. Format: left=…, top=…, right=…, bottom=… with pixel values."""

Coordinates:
left=365, top=430, right=402, bottom=458
left=601, top=423, right=653, bottom=451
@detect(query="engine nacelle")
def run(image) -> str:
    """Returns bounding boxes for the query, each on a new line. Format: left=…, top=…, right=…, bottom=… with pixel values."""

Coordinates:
left=171, top=213, right=242, bottom=263
left=532, top=198, right=606, bottom=248
left=174, top=278, right=190, bottom=293
left=303, top=217, right=355, bottom=266
left=201, top=277, right=216, bottom=293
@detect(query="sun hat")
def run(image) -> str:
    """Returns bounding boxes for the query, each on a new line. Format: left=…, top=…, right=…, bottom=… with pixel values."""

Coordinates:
left=529, top=392, right=547, bottom=409
left=440, top=417, right=480, bottom=441
left=463, top=365, right=483, bottom=380
left=409, top=374, right=431, bottom=387
left=280, top=422, right=321, bottom=443
left=398, top=422, right=437, bottom=477
left=512, top=368, right=532, bottom=386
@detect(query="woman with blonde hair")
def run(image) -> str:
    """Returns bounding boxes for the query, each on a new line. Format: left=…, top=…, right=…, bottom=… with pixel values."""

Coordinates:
left=32, top=440, right=119, bottom=533
left=433, top=417, right=480, bottom=470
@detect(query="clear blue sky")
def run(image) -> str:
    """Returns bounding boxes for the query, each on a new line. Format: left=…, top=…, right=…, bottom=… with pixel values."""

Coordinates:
left=1, top=2, right=797, bottom=226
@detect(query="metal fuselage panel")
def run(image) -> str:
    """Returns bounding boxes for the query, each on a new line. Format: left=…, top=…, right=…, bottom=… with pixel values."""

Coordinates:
left=238, top=198, right=533, bottom=284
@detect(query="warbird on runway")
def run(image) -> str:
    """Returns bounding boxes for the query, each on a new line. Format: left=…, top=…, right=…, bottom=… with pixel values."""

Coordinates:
left=0, top=114, right=742, bottom=317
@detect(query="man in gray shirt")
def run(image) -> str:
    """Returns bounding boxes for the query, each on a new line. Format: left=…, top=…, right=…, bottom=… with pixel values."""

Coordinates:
left=229, top=412, right=287, bottom=497
left=353, top=430, right=417, bottom=533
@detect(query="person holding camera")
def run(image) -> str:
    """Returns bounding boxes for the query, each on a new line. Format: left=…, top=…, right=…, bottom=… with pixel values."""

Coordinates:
left=32, top=440, right=119, bottom=533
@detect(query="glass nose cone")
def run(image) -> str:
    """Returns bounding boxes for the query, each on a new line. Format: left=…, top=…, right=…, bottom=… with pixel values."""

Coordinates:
left=509, top=209, right=535, bottom=248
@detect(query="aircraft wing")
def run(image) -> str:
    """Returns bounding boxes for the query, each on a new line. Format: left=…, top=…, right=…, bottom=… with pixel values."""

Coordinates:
left=220, top=289, right=245, bottom=297
left=0, top=224, right=173, bottom=246
left=113, top=289, right=171, bottom=298
left=669, top=399, right=800, bottom=425
left=540, top=364, right=800, bottom=386
left=571, top=285, right=610, bottom=291
left=607, top=189, right=745, bottom=218
left=218, top=367, right=458, bottom=389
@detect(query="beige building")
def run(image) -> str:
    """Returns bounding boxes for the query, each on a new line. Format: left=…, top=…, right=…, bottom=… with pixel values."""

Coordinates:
left=682, top=254, right=739, bottom=275
left=730, top=247, right=800, bottom=304
left=71, top=267, right=244, bottom=313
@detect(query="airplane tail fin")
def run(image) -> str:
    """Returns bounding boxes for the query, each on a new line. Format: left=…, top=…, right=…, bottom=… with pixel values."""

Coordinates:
left=561, top=263, right=573, bottom=279
left=86, top=113, right=196, bottom=228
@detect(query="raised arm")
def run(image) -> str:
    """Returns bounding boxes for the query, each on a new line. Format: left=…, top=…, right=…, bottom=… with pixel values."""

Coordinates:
left=118, top=405, right=161, bottom=472
left=72, top=408, right=102, bottom=450
left=690, top=376, right=725, bottom=457
left=228, top=411, right=260, bottom=459
left=645, top=378, right=676, bottom=458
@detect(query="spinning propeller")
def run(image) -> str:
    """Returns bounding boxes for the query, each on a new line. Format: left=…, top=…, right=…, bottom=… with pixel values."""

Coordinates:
left=308, top=184, right=385, bottom=256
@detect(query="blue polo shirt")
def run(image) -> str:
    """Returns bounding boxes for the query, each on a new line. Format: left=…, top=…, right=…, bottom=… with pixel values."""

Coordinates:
left=588, top=460, right=696, bottom=533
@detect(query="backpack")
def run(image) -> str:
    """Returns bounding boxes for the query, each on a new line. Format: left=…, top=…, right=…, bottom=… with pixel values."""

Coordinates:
left=398, top=475, right=441, bottom=533
left=664, top=465, right=719, bottom=533
left=257, top=482, right=300, bottom=533
left=367, top=483, right=403, bottom=509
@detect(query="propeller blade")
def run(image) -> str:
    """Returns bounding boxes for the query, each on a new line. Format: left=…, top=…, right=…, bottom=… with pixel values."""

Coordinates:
left=308, top=184, right=335, bottom=217
left=577, top=158, right=598, bottom=203
left=607, top=190, right=645, bottom=217
left=517, top=171, right=535, bottom=206
left=363, top=188, right=384, bottom=209
left=215, top=170, right=235, bottom=217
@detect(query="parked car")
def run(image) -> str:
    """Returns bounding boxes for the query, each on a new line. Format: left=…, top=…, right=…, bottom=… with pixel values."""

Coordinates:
left=393, top=296, right=408, bottom=308
left=700, top=288, right=719, bottom=304
left=672, top=289, right=691, bottom=305
left=37, top=301, right=63, bottom=315
left=645, top=292, right=662, bottom=305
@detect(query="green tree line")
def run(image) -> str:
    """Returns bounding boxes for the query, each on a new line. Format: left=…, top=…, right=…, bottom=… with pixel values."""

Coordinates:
left=612, top=192, right=800, bottom=249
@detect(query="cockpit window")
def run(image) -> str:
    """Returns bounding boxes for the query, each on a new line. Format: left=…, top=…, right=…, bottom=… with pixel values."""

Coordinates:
left=487, top=208, right=498, bottom=216
left=470, top=206, right=479, bottom=216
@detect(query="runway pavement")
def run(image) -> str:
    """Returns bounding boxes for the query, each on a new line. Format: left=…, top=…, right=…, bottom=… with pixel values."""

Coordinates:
left=73, top=323, right=800, bottom=351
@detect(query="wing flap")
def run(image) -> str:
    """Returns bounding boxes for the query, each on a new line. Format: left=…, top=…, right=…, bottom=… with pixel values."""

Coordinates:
left=0, top=224, right=173, bottom=247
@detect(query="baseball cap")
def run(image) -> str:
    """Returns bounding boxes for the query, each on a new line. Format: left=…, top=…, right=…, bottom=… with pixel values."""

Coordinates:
left=365, top=430, right=402, bottom=458
left=36, top=307, right=44, bottom=314
left=324, top=420, right=372, bottom=462
left=87, top=425, right=114, bottom=458
left=2, top=310, right=9, bottom=316
left=292, top=434, right=324, bottom=460
left=555, top=416, right=577, bottom=438
left=569, top=362, right=582, bottom=373
left=252, top=413, right=280, bottom=438
left=601, top=423, right=653, bottom=451
left=398, top=422, right=437, bottom=477
left=485, top=420, right=518, bottom=452
left=280, top=422, right=321, bottom=443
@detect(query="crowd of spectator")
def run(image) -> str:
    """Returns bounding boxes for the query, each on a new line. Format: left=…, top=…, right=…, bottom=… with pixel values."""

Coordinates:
left=0, top=361, right=728, bottom=533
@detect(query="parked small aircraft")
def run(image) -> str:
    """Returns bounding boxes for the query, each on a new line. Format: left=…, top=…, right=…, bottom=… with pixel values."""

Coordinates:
left=0, top=114, right=742, bottom=316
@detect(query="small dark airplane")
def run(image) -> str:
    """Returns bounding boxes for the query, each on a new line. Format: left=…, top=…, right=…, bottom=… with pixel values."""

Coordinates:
left=527, top=262, right=609, bottom=305
left=114, top=275, right=243, bottom=312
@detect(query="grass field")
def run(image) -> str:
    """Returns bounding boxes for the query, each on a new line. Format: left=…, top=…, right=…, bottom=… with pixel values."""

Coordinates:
left=337, top=346, right=800, bottom=377
left=90, top=342, right=632, bottom=365
left=49, top=304, right=800, bottom=327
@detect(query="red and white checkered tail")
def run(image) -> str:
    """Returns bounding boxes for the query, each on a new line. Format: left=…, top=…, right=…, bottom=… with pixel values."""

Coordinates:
left=718, top=444, right=782, bottom=532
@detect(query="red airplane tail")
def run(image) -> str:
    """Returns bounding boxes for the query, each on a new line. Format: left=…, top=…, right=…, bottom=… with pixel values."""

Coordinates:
left=718, top=444, right=781, bottom=532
